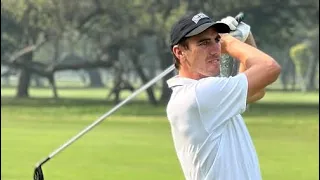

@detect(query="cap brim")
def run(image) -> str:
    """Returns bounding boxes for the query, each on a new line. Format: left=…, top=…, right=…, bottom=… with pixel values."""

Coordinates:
left=185, top=22, right=230, bottom=37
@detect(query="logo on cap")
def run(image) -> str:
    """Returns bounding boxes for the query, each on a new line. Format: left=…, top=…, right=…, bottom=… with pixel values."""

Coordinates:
left=192, top=13, right=209, bottom=24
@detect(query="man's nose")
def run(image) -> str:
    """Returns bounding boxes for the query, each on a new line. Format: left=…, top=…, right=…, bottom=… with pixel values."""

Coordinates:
left=209, top=42, right=220, bottom=54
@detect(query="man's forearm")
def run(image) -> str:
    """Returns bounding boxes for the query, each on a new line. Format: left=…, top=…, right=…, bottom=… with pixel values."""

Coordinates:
left=244, top=32, right=257, bottom=47
left=240, top=32, right=265, bottom=103
left=247, top=89, right=265, bottom=103
left=239, top=32, right=257, bottom=73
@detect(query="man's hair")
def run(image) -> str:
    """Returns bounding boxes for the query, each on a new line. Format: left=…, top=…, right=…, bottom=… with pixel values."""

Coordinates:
left=172, top=38, right=189, bottom=70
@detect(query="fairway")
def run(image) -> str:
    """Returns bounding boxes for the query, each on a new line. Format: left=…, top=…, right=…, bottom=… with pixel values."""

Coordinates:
left=1, top=91, right=319, bottom=180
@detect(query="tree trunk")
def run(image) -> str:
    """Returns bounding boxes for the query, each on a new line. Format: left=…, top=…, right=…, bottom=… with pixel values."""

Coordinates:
left=106, top=71, right=122, bottom=104
left=33, top=74, right=44, bottom=87
left=48, top=74, right=58, bottom=99
left=306, top=56, right=318, bottom=91
left=159, top=50, right=174, bottom=103
left=16, top=53, right=33, bottom=98
left=280, top=57, right=289, bottom=91
left=87, top=69, right=104, bottom=87
left=131, top=51, right=157, bottom=105
left=306, top=34, right=319, bottom=91
left=17, top=69, right=31, bottom=97
left=281, top=54, right=297, bottom=91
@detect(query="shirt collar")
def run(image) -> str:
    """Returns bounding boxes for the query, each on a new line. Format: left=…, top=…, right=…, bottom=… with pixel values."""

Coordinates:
left=167, top=75, right=197, bottom=88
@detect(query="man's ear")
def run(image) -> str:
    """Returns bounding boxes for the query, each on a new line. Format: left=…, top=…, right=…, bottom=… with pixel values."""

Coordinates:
left=172, top=45, right=184, bottom=60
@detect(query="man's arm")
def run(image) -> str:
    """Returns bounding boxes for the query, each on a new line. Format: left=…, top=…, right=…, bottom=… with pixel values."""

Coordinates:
left=240, top=32, right=265, bottom=103
left=244, top=31, right=257, bottom=47
left=221, top=32, right=281, bottom=98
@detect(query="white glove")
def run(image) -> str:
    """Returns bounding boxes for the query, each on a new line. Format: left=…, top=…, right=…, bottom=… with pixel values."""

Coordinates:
left=219, top=16, right=251, bottom=42
left=219, top=16, right=238, bottom=31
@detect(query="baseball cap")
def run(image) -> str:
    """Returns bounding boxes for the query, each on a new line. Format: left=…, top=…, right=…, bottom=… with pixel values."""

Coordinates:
left=170, top=12, right=231, bottom=47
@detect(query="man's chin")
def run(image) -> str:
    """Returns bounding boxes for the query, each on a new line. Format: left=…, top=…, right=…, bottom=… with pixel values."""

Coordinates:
left=200, top=72, right=220, bottom=78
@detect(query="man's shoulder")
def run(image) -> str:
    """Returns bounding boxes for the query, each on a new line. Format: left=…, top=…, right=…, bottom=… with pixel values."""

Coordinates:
left=167, top=76, right=197, bottom=88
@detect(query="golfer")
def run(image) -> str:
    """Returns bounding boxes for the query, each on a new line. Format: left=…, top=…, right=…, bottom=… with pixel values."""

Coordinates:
left=166, top=12, right=281, bottom=180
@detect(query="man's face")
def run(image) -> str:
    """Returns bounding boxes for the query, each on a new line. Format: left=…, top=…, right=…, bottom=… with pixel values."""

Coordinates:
left=176, top=27, right=221, bottom=78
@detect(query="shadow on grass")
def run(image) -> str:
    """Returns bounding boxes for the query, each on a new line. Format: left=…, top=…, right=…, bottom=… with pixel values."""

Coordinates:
left=1, top=96, right=167, bottom=117
left=1, top=96, right=318, bottom=117
left=1, top=96, right=118, bottom=106
left=244, top=103, right=319, bottom=118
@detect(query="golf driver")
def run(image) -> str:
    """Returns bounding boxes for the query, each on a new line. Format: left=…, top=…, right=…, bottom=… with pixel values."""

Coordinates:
left=33, top=64, right=175, bottom=180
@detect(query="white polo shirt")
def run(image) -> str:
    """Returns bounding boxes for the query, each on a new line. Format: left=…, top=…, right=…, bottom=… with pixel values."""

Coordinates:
left=166, top=74, right=261, bottom=180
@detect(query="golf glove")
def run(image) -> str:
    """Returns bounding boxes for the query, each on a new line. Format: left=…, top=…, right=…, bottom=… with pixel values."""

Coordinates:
left=220, top=16, right=251, bottom=42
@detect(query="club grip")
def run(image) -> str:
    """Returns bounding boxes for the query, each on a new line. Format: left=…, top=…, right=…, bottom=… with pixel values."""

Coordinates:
left=235, top=12, right=244, bottom=23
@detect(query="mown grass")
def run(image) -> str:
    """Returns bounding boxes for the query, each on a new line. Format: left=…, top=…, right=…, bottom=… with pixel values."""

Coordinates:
left=1, top=89, right=318, bottom=180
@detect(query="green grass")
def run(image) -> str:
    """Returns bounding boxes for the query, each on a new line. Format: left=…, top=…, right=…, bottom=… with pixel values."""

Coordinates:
left=1, top=86, right=318, bottom=103
left=1, top=90, right=319, bottom=180
left=0, top=87, right=162, bottom=100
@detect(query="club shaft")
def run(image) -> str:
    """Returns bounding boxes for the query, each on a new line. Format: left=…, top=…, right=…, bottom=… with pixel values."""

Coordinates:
left=37, top=65, right=175, bottom=166
left=235, top=12, right=244, bottom=23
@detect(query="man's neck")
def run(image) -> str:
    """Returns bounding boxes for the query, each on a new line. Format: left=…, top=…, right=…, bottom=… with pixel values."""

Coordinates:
left=178, top=69, right=208, bottom=80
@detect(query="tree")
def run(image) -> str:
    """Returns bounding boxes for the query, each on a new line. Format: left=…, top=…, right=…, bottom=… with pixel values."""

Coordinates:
left=2, top=0, right=61, bottom=97
left=2, top=0, right=318, bottom=102
left=1, top=0, right=116, bottom=98
left=290, top=30, right=319, bottom=92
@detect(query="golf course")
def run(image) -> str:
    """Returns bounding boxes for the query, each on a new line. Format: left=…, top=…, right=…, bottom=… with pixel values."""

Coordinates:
left=1, top=88, right=319, bottom=180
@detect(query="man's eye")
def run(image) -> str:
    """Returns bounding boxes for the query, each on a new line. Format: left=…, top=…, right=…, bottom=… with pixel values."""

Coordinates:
left=215, top=37, right=221, bottom=43
left=200, top=40, right=210, bottom=46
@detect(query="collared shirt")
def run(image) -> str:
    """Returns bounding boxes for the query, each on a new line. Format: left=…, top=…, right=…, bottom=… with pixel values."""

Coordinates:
left=166, top=73, right=261, bottom=180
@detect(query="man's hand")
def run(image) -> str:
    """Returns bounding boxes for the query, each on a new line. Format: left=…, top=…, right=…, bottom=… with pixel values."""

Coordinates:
left=219, top=16, right=251, bottom=42
left=220, top=34, right=240, bottom=54
left=219, top=16, right=239, bottom=30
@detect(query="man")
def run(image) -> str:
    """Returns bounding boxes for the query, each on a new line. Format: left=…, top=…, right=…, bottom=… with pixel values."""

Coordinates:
left=166, top=12, right=281, bottom=180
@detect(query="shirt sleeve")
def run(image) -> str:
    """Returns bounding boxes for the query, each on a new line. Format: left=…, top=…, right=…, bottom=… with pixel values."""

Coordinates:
left=195, top=73, right=248, bottom=131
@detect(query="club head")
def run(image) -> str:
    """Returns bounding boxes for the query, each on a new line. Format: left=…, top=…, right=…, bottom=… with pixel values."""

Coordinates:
left=34, top=166, right=44, bottom=180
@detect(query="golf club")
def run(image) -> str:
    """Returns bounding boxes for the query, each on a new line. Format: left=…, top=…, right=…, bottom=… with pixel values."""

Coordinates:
left=235, top=12, right=244, bottom=22
left=33, top=64, right=175, bottom=180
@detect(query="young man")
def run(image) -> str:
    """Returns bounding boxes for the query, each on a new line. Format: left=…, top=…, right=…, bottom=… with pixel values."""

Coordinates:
left=166, top=12, right=281, bottom=180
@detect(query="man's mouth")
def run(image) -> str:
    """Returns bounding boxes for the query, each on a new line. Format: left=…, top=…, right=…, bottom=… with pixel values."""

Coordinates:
left=207, top=58, right=220, bottom=64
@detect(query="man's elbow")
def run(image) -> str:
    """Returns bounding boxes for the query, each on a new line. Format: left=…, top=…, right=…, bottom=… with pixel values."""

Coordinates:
left=267, top=59, right=281, bottom=83
left=258, top=89, right=266, bottom=100
left=247, top=89, right=266, bottom=103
